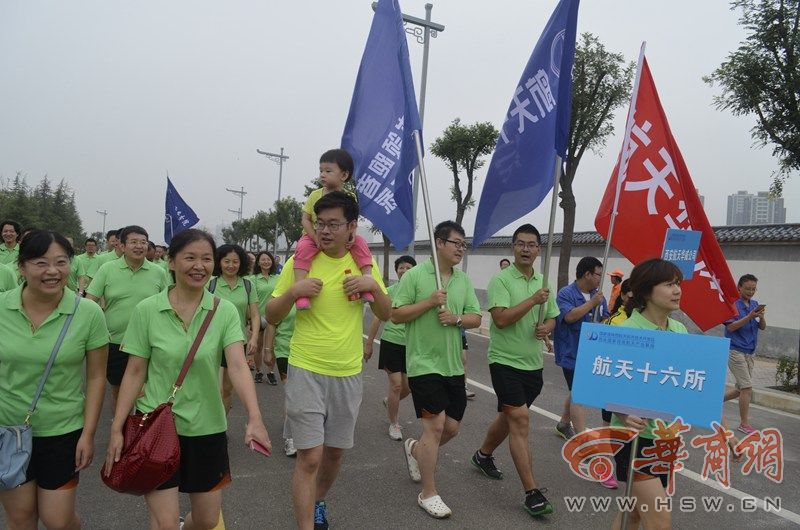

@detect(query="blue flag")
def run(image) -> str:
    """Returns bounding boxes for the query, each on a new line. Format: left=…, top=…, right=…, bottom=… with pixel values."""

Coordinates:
left=341, top=0, right=422, bottom=250
left=472, top=0, right=580, bottom=247
left=164, top=177, right=199, bottom=244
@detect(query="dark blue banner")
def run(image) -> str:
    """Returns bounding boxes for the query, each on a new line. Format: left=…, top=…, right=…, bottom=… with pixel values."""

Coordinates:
left=164, top=177, right=199, bottom=244
left=473, top=0, right=580, bottom=247
left=341, top=0, right=422, bottom=250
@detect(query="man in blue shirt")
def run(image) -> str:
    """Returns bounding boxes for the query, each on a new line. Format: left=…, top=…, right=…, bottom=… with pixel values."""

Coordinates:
left=723, top=274, right=767, bottom=435
left=554, top=257, right=608, bottom=439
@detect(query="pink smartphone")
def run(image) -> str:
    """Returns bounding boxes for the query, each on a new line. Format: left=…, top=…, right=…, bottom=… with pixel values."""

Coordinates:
left=250, top=440, right=271, bottom=457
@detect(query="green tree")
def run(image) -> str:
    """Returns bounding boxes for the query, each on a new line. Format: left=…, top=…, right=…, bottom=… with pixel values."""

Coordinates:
left=704, top=0, right=800, bottom=196
left=272, top=197, right=304, bottom=260
left=0, top=172, right=85, bottom=237
left=221, top=218, right=253, bottom=247
left=430, top=119, right=499, bottom=225
left=557, top=33, right=634, bottom=288
left=249, top=210, right=276, bottom=251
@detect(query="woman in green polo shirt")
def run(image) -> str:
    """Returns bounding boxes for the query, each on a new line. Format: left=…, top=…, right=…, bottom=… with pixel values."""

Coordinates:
left=364, top=255, right=417, bottom=441
left=0, top=230, right=108, bottom=530
left=104, top=229, right=270, bottom=530
left=611, top=258, right=684, bottom=529
left=251, top=250, right=279, bottom=384
left=208, top=244, right=260, bottom=413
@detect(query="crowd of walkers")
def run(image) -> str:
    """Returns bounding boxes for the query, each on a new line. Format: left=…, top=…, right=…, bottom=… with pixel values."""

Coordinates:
left=0, top=149, right=768, bottom=530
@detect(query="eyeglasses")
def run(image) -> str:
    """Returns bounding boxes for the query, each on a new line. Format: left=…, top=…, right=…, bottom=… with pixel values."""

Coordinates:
left=443, top=239, right=468, bottom=250
left=513, top=242, right=540, bottom=250
left=314, top=220, right=349, bottom=232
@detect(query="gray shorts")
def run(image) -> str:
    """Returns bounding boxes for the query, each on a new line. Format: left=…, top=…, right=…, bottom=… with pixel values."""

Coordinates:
left=284, top=365, right=363, bottom=450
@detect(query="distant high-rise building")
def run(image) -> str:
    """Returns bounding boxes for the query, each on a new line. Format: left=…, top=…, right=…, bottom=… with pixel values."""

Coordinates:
left=726, top=190, right=786, bottom=225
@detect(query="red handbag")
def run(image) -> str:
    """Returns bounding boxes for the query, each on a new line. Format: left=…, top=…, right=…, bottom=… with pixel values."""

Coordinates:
left=102, top=298, right=220, bottom=495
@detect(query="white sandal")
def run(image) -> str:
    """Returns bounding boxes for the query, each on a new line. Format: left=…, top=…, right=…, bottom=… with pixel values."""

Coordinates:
left=418, top=493, right=452, bottom=518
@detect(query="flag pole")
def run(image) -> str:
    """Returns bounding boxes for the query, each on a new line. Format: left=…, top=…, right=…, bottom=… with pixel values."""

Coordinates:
left=412, top=130, right=443, bottom=292
left=595, top=41, right=647, bottom=322
left=614, top=45, right=647, bottom=530
left=537, top=155, right=563, bottom=326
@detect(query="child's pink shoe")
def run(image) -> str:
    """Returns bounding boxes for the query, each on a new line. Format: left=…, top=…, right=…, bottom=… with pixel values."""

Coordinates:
left=296, top=297, right=311, bottom=310
left=361, top=292, right=375, bottom=304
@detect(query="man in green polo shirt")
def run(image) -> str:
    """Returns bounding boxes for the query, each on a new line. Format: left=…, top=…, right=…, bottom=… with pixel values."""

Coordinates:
left=75, top=237, right=99, bottom=290
left=470, top=223, right=558, bottom=517
left=86, top=225, right=168, bottom=408
left=392, top=220, right=482, bottom=519
left=85, top=229, right=123, bottom=280
left=0, top=219, right=21, bottom=265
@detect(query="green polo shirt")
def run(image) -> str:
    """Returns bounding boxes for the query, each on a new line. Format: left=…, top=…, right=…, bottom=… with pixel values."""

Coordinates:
left=381, top=283, right=406, bottom=346
left=610, top=309, right=688, bottom=439
left=274, top=306, right=296, bottom=359
left=251, top=273, right=279, bottom=316
left=392, top=259, right=481, bottom=378
left=121, top=289, right=244, bottom=436
left=85, top=250, right=121, bottom=279
left=86, top=258, right=169, bottom=343
left=0, top=264, right=16, bottom=292
left=75, top=253, right=96, bottom=281
left=487, top=265, right=559, bottom=371
left=66, top=258, right=82, bottom=292
left=208, top=276, right=257, bottom=333
left=0, top=286, right=109, bottom=436
left=0, top=243, right=19, bottom=266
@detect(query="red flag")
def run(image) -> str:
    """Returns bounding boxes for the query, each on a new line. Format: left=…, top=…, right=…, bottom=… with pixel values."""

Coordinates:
left=595, top=58, right=737, bottom=331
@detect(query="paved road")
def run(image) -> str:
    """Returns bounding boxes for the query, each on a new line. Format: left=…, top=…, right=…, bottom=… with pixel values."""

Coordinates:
left=73, top=317, right=800, bottom=529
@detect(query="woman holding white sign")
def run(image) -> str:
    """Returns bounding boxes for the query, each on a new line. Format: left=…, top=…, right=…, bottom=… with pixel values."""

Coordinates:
left=610, top=258, right=684, bottom=530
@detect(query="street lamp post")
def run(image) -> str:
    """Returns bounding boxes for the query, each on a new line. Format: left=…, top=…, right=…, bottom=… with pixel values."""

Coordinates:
left=96, top=209, right=108, bottom=236
left=226, top=186, right=247, bottom=220
left=256, top=147, right=290, bottom=253
left=373, top=2, right=445, bottom=256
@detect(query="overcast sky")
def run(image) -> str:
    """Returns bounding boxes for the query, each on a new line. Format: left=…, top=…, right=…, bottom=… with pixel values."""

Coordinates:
left=1, top=0, right=797, bottom=245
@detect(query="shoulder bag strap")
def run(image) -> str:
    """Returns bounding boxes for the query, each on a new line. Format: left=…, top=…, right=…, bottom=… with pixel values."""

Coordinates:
left=169, top=297, right=221, bottom=400
left=25, top=294, right=83, bottom=424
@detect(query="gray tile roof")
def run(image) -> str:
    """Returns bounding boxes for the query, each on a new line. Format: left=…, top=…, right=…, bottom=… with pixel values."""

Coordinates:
left=371, top=223, right=800, bottom=249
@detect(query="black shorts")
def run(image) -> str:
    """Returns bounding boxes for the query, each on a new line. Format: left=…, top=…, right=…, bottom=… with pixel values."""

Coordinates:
left=489, top=363, right=543, bottom=412
left=562, top=367, right=575, bottom=391
left=107, top=343, right=129, bottom=386
left=408, top=373, right=467, bottom=421
left=25, top=428, right=82, bottom=490
left=378, top=340, right=406, bottom=374
left=276, top=356, right=289, bottom=376
left=158, top=431, right=231, bottom=493
left=614, top=435, right=669, bottom=489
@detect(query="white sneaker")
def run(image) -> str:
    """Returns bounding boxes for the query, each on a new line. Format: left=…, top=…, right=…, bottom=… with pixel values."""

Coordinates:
left=403, top=438, right=421, bottom=482
left=284, top=437, right=297, bottom=457
left=389, top=423, right=403, bottom=441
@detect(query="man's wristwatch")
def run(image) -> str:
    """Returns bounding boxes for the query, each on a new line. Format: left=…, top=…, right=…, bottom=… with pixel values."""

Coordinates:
left=455, top=316, right=463, bottom=328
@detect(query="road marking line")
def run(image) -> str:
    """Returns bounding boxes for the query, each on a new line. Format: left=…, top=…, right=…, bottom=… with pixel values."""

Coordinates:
left=365, top=333, right=800, bottom=524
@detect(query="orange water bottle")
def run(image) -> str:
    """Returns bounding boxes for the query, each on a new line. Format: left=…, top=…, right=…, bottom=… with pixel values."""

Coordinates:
left=344, top=269, right=360, bottom=301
